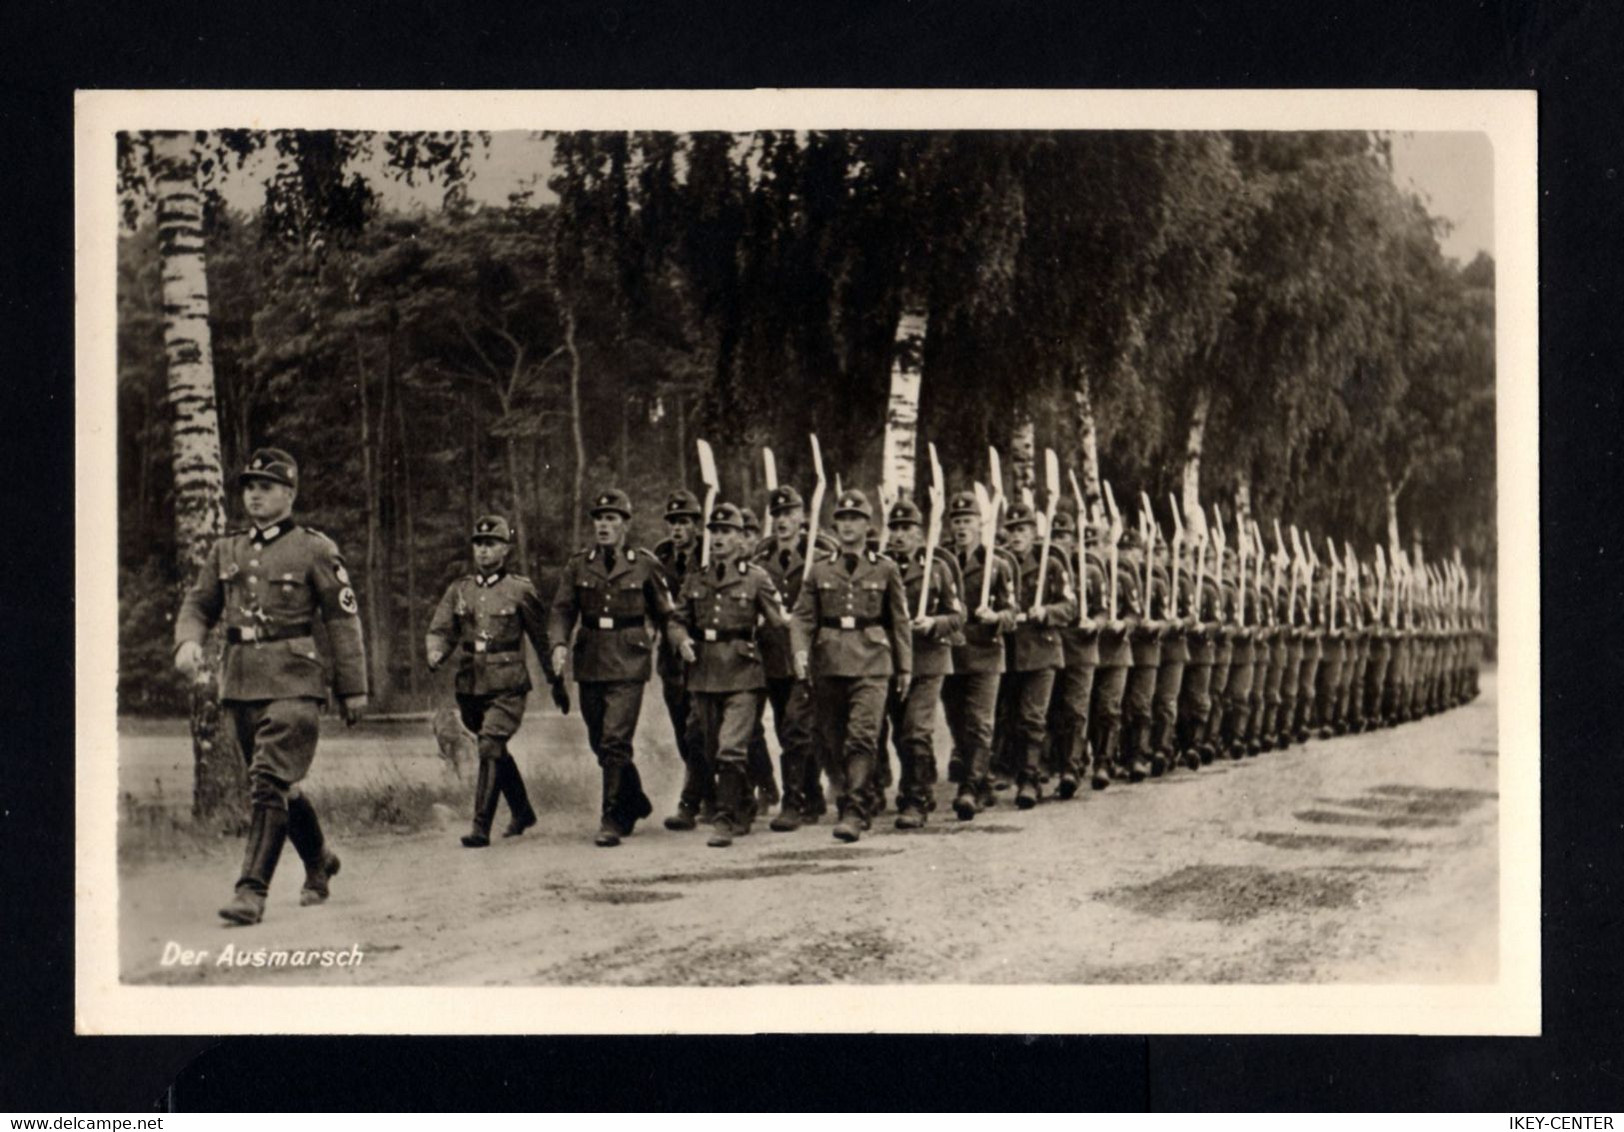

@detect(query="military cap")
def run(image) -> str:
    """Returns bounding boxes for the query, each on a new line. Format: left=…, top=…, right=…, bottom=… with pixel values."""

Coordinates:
left=767, top=485, right=805, bottom=515
left=471, top=515, right=513, bottom=543
left=589, top=488, right=633, bottom=518
left=738, top=506, right=761, bottom=534
left=948, top=491, right=980, bottom=518
left=663, top=489, right=702, bottom=521
left=833, top=489, right=873, bottom=520
left=1120, top=526, right=1144, bottom=550
left=707, top=502, right=745, bottom=531
left=887, top=498, right=924, bottom=527
left=1003, top=501, right=1038, bottom=530
left=239, top=447, right=298, bottom=489
left=1050, top=509, right=1078, bottom=536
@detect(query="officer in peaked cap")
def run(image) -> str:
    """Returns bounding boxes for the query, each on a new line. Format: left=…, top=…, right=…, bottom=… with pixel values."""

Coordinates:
left=751, top=481, right=839, bottom=831
left=175, top=447, right=367, bottom=925
left=941, top=487, right=1018, bottom=819
left=665, top=502, right=790, bottom=847
left=425, top=514, right=561, bottom=849
left=654, top=487, right=711, bottom=831
left=549, top=487, right=678, bottom=846
left=789, top=487, right=911, bottom=842
left=877, top=495, right=963, bottom=828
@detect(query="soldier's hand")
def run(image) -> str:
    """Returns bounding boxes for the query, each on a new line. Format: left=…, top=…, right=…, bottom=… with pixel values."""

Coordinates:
left=910, top=615, right=934, bottom=634
left=975, top=605, right=1000, bottom=625
left=174, top=641, right=204, bottom=680
left=426, top=647, right=445, bottom=671
left=678, top=639, right=697, bottom=665
left=551, top=645, right=569, bottom=677
left=1028, top=604, right=1046, bottom=625
left=341, top=694, right=368, bottom=726
left=893, top=673, right=912, bottom=700
left=550, top=679, right=571, bottom=715
left=794, top=652, right=810, bottom=683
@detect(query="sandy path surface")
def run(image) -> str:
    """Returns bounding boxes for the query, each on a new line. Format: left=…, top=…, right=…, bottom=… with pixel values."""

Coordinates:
left=119, top=673, right=1498, bottom=986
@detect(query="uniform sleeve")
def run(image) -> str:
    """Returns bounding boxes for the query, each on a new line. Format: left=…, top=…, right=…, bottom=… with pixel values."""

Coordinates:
left=1088, top=563, right=1109, bottom=618
left=174, top=540, right=225, bottom=651
left=755, top=570, right=790, bottom=631
left=885, top=561, right=912, bottom=675
left=664, top=577, right=694, bottom=654
left=642, top=566, right=676, bottom=629
left=516, top=579, right=555, bottom=680
left=548, top=559, right=581, bottom=648
left=789, top=562, right=820, bottom=660
left=425, top=581, right=460, bottom=659
left=310, top=534, right=368, bottom=696
left=928, top=560, right=964, bottom=638
left=1040, top=554, right=1076, bottom=626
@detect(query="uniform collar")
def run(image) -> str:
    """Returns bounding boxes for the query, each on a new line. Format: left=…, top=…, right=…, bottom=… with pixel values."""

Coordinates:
left=250, top=521, right=291, bottom=546
left=475, top=570, right=507, bottom=587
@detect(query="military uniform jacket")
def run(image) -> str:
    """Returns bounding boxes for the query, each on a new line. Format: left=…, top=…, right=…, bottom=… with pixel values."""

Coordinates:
left=1128, top=554, right=1167, bottom=667
left=1098, top=548, right=1140, bottom=668
left=426, top=571, right=550, bottom=697
left=548, top=544, right=675, bottom=683
left=889, top=545, right=965, bottom=678
left=791, top=547, right=912, bottom=679
left=176, top=523, right=368, bottom=701
left=753, top=527, right=839, bottom=680
left=1187, top=570, right=1224, bottom=665
left=1008, top=544, right=1076, bottom=672
left=653, top=537, right=700, bottom=682
left=1159, top=565, right=1195, bottom=664
left=669, top=557, right=788, bottom=694
left=1060, top=551, right=1108, bottom=667
left=949, top=544, right=1018, bottom=674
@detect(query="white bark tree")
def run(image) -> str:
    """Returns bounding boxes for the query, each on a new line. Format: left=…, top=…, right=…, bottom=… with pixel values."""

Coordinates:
left=881, top=308, right=927, bottom=500
left=1010, top=411, right=1036, bottom=503
left=151, top=130, right=239, bottom=821
left=1074, top=378, right=1102, bottom=514
left=1181, top=387, right=1211, bottom=523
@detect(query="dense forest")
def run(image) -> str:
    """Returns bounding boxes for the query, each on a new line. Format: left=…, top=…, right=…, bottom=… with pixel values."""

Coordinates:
left=117, top=129, right=1495, bottom=718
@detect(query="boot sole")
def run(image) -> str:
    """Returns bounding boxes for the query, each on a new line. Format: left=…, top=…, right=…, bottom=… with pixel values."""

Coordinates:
left=218, top=906, right=263, bottom=926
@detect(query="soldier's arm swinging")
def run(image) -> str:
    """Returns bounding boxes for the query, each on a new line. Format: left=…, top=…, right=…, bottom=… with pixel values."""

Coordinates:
left=788, top=563, right=819, bottom=682
left=519, top=579, right=570, bottom=713
left=174, top=540, right=226, bottom=678
left=547, top=562, right=581, bottom=679
left=424, top=582, right=459, bottom=671
left=309, top=534, right=369, bottom=722
left=886, top=560, right=913, bottom=699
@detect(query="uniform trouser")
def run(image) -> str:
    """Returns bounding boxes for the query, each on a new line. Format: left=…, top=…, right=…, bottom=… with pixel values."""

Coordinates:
left=1177, top=662, right=1213, bottom=754
left=1344, top=650, right=1368, bottom=725
left=812, top=675, right=889, bottom=821
left=1260, top=650, right=1288, bottom=742
left=1002, top=669, right=1057, bottom=786
left=1315, top=651, right=1345, bottom=729
left=744, top=705, right=780, bottom=804
left=1242, top=657, right=1266, bottom=744
left=662, top=676, right=713, bottom=812
left=992, top=676, right=1019, bottom=781
left=1203, top=657, right=1233, bottom=750
left=579, top=680, right=650, bottom=833
left=1279, top=651, right=1303, bottom=743
left=1152, top=659, right=1186, bottom=756
left=226, top=698, right=321, bottom=895
left=942, top=671, right=1002, bottom=793
left=456, top=691, right=535, bottom=826
left=1222, top=654, right=1255, bottom=750
left=1124, top=663, right=1158, bottom=764
left=764, top=676, right=822, bottom=814
left=1046, top=662, right=1096, bottom=778
left=1090, top=664, right=1130, bottom=769
left=885, top=673, right=945, bottom=812
left=1295, top=654, right=1321, bottom=736
left=691, top=689, right=765, bottom=827
left=1365, top=649, right=1391, bottom=723
left=1383, top=646, right=1406, bottom=721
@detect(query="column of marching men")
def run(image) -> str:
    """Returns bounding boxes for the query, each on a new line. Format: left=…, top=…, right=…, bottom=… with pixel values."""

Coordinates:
left=175, top=446, right=1488, bottom=925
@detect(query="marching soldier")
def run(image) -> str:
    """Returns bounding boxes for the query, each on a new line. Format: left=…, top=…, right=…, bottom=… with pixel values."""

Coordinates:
left=1314, top=577, right=1347, bottom=740
left=881, top=498, right=964, bottom=827
left=1342, top=570, right=1374, bottom=732
left=174, top=447, right=366, bottom=926
left=1179, top=543, right=1222, bottom=765
left=653, top=489, right=710, bottom=830
left=1277, top=572, right=1306, bottom=751
left=425, top=515, right=563, bottom=848
left=549, top=488, right=677, bottom=847
left=739, top=507, right=762, bottom=555
left=790, top=489, right=912, bottom=842
left=666, top=503, right=789, bottom=848
left=1294, top=569, right=1326, bottom=743
left=1199, top=548, right=1237, bottom=762
left=1152, top=539, right=1195, bottom=772
left=1046, top=510, right=1105, bottom=795
left=1089, top=514, right=1136, bottom=784
left=753, top=485, right=839, bottom=830
left=1363, top=574, right=1394, bottom=730
left=1219, top=550, right=1256, bottom=761
left=1241, top=559, right=1271, bottom=758
left=1000, top=502, right=1077, bottom=808
left=1120, top=528, right=1165, bottom=778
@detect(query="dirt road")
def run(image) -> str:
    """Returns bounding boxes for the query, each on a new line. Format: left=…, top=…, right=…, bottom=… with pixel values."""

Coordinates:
left=119, top=673, right=1498, bottom=986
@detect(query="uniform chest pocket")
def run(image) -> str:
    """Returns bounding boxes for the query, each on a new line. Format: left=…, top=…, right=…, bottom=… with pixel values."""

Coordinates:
left=860, top=581, right=885, bottom=617
left=268, top=577, right=308, bottom=613
left=481, top=607, right=518, bottom=640
left=614, top=579, right=646, bottom=615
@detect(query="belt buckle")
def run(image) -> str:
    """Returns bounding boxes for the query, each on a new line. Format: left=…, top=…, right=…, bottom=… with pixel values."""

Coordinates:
left=474, top=639, right=488, bottom=653
left=839, top=616, right=856, bottom=629
left=597, top=617, right=615, bottom=630
left=703, top=628, right=718, bottom=642
left=240, top=626, right=259, bottom=643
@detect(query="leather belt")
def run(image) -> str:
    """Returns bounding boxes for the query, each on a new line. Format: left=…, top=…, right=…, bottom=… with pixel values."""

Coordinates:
left=583, top=615, right=646, bottom=631
left=227, top=622, right=312, bottom=644
left=698, top=627, right=753, bottom=643
left=462, top=640, right=521, bottom=654
left=820, top=616, right=880, bottom=631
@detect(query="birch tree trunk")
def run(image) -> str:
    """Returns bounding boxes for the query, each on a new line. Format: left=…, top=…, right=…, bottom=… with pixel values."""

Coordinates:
left=562, top=302, right=586, bottom=551
left=1010, top=411, right=1036, bottom=504
left=1234, top=469, right=1253, bottom=541
left=1074, top=376, right=1102, bottom=515
left=1182, top=387, right=1210, bottom=524
left=881, top=308, right=926, bottom=500
left=152, top=130, right=240, bottom=823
